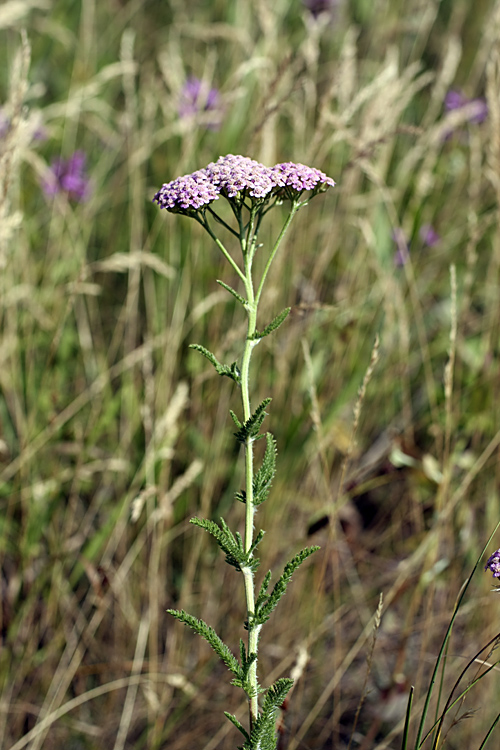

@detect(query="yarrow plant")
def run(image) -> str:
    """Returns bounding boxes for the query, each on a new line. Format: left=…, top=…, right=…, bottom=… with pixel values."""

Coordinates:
left=154, top=154, right=335, bottom=749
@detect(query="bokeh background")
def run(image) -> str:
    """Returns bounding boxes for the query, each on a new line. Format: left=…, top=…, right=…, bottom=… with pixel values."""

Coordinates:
left=1, top=1, right=500, bottom=748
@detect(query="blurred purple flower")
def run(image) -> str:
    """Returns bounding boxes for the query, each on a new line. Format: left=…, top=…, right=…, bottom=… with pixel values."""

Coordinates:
left=178, top=77, right=223, bottom=131
left=485, top=549, right=500, bottom=580
left=444, top=89, right=488, bottom=124
left=302, top=0, right=340, bottom=18
left=392, top=228, right=410, bottom=267
left=42, top=151, right=91, bottom=202
left=419, top=224, right=440, bottom=247
left=0, top=109, right=9, bottom=138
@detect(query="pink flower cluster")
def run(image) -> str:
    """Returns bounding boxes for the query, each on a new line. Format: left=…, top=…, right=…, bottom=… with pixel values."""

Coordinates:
left=153, top=154, right=335, bottom=213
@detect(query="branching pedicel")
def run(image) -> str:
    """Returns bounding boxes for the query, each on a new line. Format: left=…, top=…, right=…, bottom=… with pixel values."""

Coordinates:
left=153, top=154, right=335, bottom=749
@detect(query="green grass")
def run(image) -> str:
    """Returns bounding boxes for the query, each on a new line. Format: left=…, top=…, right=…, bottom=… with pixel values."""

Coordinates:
left=1, top=1, right=500, bottom=748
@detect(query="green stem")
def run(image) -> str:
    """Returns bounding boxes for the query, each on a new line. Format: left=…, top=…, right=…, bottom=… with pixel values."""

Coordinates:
left=255, top=201, right=300, bottom=307
left=237, top=202, right=302, bottom=730
left=202, top=199, right=302, bottom=732
left=240, top=250, right=259, bottom=726
left=201, top=216, right=247, bottom=285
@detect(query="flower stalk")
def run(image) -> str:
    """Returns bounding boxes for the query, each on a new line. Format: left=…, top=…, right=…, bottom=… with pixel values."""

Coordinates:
left=154, top=154, right=334, bottom=747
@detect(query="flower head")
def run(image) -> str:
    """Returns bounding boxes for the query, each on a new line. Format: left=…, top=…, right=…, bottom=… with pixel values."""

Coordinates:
left=153, top=155, right=335, bottom=215
left=485, top=549, right=500, bottom=580
left=204, top=155, right=277, bottom=199
left=272, top=162, right=335, bottom=195
left=178, top=77, right=223, bottom=131
left=42, top=151, right=90, bottom=202
left=153, top=169, right=220, bottom=212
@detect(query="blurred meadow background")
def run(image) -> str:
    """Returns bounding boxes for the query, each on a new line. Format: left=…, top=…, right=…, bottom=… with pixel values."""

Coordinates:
left=2, top=0, right=500, bottom=748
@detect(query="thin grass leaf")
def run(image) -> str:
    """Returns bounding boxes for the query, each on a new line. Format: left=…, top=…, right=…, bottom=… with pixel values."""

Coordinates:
left=478, top=711, right=500, bottom=750
left=401, top=686, right=414, bottom=750
left=425, top=634, right=500, bottom=750
left=414, top=520, right=500, bottom=749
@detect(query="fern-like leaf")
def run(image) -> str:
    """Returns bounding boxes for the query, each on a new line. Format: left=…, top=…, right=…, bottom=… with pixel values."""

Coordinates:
left=234, top=398, right=272, bottom=444
left=224, top=712, right=250, bottom=740
left=217, top=279, right=246, bottom=305
left=255, top=571, right=272, bottom=610
left=231, top=641, right=258, bottom=694
left=190, top=344, right=241, bottom=384
left=255, top=546, right=320, bottom=625
left=251, top=307, right=291, bottom=340
left=167, top=609, right=242, bottom=679
left=235, top=488, right=246, bottom=503
left=253, top=433, right=277, bottom=505
left=242, top=678, right=294, bottom=750
left=190, top=516, right=246, bottom=571
left=230, top=410, right=243, bottom=429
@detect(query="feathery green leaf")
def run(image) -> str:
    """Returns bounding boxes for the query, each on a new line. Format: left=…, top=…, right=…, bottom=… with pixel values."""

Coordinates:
left=242, top=678, right=294, bottom=750
left=167, top=609, right=242, bottom=678
left=190, top=344, right=241, bottom=384
left=217, top=279, right=247, bottom=305
left=255, top=546, right=320, bottom=625
left=234, top=398, right=272, bottom=444
left=224, top=712, right=249, bottom=740
left=230, top=410, right=243, bottom=429
left=190, top=516, right=246, bottom=570
left=253, top=433, right=277, bottom=505
left=251, top=307, right=291, bottom=340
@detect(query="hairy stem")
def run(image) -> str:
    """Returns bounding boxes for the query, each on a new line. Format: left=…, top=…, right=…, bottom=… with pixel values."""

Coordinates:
left=241, top=248, right=259, bottom=725
left=238, top=205, right=300, bottom=730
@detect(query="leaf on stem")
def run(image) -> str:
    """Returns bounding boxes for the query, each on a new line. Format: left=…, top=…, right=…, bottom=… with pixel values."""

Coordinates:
left=224, top=712, right=250, bottom=741
left=233, top=398, right=272, bottom=444
left=190, top=344, right=241, bottom=384
left=241, top=678, right=294, bottom=750
left=253, top=432, right=277, bottom=505
left=232, top=639, right=259, bottom=694
left=250, top=307, right=291, bottom=340
left=254, top=546, right=320, bottom=626
left=167, top=609, right=242, bottom=679
left=217, top=279, right=247, bottom=306
left=230, top=410, right=243, bottom=429
left=190, top=516, right=260, bottom=572
left=255, top=571, right=272, bottom=610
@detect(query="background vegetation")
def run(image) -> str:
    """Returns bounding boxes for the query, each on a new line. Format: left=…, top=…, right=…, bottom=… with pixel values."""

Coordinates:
left=1, top=0, right=500, bottom=748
